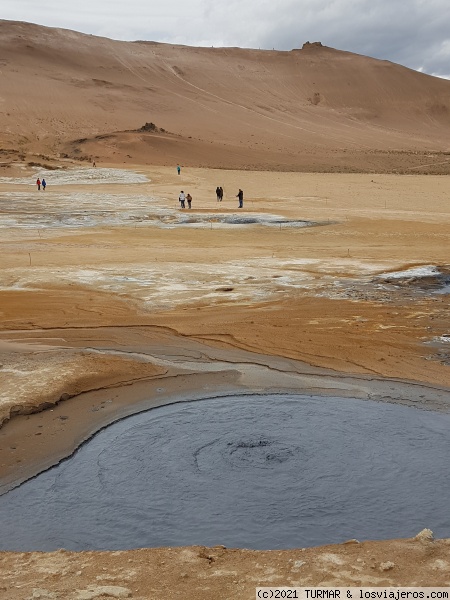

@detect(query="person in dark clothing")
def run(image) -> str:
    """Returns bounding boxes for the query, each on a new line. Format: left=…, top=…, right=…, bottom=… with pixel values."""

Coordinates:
left=177, top=165, right=181, bottom=175
left=219, top=186, right=223, bottom=201
left=216, top=186, right=221, bottom=202
left=42, top=178, right=47, bottom=190
left=237, top=189, right=243, bottom=208
left=186, top=193, right=192, bottom=209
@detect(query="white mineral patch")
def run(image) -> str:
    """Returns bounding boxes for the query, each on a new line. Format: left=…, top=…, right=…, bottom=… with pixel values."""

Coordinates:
left=376, top=265, right=440, bottom=279
left=434, top=335, right=450, bottom=343
left=0, top=261, right=315, bottom=308
left=0, top=191, right=316, bottom=231
left=0, top=168, right=148, bottom=185
left=0, top=192, right=165, bottom=229
left=1, top=252, right=403, bottom=309
left=175, top=213, right=313, bottom=228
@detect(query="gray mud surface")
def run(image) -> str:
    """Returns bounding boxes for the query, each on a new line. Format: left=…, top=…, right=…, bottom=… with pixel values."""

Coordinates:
left=0, top=393, right=449, bottom=551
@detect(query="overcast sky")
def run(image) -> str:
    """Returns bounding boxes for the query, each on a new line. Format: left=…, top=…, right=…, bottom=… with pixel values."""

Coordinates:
left=3, top=0, right=450, bottom=78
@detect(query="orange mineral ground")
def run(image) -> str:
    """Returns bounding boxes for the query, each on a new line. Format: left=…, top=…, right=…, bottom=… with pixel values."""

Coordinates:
left=0, top=20, right=449, bottom=596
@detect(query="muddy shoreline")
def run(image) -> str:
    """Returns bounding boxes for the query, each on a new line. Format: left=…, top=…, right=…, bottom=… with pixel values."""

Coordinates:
left=1, top=325, right=449, bottom=497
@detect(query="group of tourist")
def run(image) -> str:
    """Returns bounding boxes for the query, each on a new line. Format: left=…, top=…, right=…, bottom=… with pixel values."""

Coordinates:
left=216, top=186, right=244, bottom=208
left=176, top=166, right=243, bottom=208
left=215, top=186, right=224, bottom=201
left=178, top=187, right=244, bottom=209
left=178, top=191, right=192, bottom=209
left=34, top=166, right=244, bottom=210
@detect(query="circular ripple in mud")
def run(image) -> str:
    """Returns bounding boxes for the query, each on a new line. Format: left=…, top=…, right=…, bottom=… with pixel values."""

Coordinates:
left=0, top=394, right=449, bottom=551
left=194, top=436, right=303, bottom=472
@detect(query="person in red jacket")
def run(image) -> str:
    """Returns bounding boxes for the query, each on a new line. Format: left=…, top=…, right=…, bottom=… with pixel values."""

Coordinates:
left=36, top=178, right=41, bottom=191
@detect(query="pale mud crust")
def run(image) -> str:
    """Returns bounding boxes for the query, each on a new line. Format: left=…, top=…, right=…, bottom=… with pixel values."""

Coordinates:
left=1, top=534, right=449, bottom=598
left=0, top=343, right=166, bottom=427
left=0, top=168, right=149, bottom=186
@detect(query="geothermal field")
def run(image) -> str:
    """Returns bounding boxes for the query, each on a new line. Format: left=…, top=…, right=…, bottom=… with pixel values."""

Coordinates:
left=0, top=20, right=450, bottom=598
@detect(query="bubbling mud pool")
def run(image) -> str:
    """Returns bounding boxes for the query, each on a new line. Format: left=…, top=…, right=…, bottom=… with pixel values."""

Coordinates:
left=0, top=394, right=449, bottom=551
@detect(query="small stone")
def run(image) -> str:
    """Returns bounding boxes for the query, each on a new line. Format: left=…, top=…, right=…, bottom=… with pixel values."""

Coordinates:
left=415, top=528, right=434, bottom=542
left=380, top=561, right=395, bottom=571
left=30, top=590, right=57, bottom=599
left=76, top=586, right=132, bottom=599
left=292, top=560, right=305, bottom=569
left=431, top=559, right=449, bottom=571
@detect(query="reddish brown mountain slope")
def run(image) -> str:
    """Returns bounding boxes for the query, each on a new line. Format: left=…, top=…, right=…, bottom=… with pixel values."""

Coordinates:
left=1, top=20, right=450, bottom=171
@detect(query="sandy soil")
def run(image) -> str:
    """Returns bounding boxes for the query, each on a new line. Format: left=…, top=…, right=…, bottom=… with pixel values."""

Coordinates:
left=1, top=21, right=450, bottom=592
left=2, top=166, right=449, bottom=388
left=1, top=532, right=450, bottom=599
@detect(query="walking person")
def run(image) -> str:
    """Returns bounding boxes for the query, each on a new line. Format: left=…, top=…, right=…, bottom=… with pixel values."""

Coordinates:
left=236, top=188, right=244, bottom=208
left=177, top=165, right=181, bottom=176
left=36, top=178, right=41, bottom=191
left=186, top=193, right=192, bottom=209
left=179, top=190, right=186, bottom=209
left=42, top=178, right=47, bottom=191
left=219, top=186, right=224, bottom=201
left=216, top=186, right=221, bottom=202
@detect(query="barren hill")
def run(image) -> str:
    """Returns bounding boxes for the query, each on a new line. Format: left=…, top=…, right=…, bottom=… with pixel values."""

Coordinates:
left=1, top=20, right=450, bottom=172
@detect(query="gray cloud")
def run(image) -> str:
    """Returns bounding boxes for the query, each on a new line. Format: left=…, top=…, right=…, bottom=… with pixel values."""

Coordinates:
left=3, top=0, right=450, bottom=77
left=272, top=0, right=450, bottom=78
